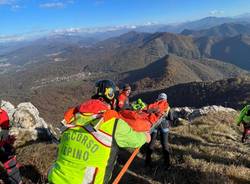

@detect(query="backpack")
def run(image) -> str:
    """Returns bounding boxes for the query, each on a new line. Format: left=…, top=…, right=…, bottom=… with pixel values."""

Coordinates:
left=62, top=99, right=119, bottom=130
left=0, top=109, right=10, bottom=130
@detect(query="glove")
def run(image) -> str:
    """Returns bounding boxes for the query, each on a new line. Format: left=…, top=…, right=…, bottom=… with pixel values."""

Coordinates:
left=144, top=132, right=151, bottom=143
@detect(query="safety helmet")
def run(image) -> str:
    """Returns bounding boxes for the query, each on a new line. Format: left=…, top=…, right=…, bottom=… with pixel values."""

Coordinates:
left=95, top=79, right=116, bottom=100
left=157, top=93, right=167, bottom=100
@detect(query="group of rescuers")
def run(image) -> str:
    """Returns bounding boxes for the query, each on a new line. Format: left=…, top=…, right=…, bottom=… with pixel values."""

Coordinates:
left=48, top=79, right=173, bottom=184
left=1, top=79, right=250, bottom=184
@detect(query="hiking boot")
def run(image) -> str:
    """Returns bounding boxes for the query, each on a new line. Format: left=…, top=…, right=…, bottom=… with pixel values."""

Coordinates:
left=242, top=137, right=245, bottom=143
left=163, top=150, right=170, bottom=169
left=242, top=134, right=246, bottom=143
left=145, top=149, right=153, bottom=167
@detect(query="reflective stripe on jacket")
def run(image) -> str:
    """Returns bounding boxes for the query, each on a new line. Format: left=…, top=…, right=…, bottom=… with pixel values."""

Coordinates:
left=48, top=117, right=118, bottom=184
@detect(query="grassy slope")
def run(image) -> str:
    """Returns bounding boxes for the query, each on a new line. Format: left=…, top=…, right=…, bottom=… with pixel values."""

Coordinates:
left=15, top=111, right=250, bottom=184
left=116, top=111, right=250, bottom=184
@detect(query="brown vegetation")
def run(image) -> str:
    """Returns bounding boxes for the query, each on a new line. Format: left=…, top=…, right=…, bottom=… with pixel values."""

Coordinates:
left=14, top=111, right=250, bottom=184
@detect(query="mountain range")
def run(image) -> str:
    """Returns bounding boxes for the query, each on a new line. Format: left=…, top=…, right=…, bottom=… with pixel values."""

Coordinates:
left=0, top=15, right=250, bottom=122
left=120, top=54, right=247, bottom=90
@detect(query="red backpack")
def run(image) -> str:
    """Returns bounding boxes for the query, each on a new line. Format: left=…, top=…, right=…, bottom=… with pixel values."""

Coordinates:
left=63, top=99, right=119, bottom=129
left=0, top=109, right=10, bottom=129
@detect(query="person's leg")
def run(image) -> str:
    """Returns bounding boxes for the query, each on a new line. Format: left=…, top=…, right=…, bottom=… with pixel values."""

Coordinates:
left=160, top=121, right=170, bottom=168
left=242, top=123, right=249, bottom=143
left=242, top=129, right=246, bottom=143
left=145, top=129, right=158, bottom=166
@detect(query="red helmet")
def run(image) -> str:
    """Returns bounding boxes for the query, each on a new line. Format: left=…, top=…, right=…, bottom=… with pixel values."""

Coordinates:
left=0, top=109, right=10, bottom=129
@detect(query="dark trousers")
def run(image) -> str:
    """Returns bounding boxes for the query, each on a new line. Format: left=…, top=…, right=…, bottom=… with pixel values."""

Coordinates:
left=242, top=123, right=250, bottom=143
left=146, top=120, right=170, bottom=167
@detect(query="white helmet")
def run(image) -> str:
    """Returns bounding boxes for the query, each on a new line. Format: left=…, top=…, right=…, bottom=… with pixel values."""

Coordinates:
left=158, top=93, right=167, bottom=100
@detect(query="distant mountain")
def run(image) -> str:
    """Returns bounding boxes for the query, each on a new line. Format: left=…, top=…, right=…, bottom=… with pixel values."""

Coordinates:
left=0, top=41, right=32, bottom=55
left=1, top=28, right=250, bottom=99
left=210, top=34, right=250, bottom=70
left=132, top=77, right=250, bottom=109
left=3, top=12, right=250, bottom=46
left=179, top=23, right=250, bottom=70
left=121, top=54, right=248, bottom=90
left=235, top=13, right=250, bottom=22
left=158, top=16, right=238, bottom=33
left=93, top=31, right=201, bottom=71
left=0, top=34, right=101, bottom=66
left=182, top=23, right=250, bottom=38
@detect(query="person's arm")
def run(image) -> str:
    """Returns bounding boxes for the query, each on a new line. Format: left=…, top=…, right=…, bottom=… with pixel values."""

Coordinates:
left=236, top=106, right=249, bottom=125
left=114, top=119, right=150, bottom=148
left=118, top=94, right=126, bottom=109
left=167, top=109, right=174, bottom=121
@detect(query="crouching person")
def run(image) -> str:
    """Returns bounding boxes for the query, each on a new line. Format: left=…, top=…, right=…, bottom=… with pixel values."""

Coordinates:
left=0, top=108, right=22, bottom=184
left=48, top=80, right=151, bottom=184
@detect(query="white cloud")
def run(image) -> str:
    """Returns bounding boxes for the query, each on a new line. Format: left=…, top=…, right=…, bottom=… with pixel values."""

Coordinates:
left=39, top=1, right=75, bottom=9
left=94, top=0, right=104, bottom=6
left=210, top=10, right=225, bottom=16
left=0, top=0, right=16, bottom=5
left=0, top=0, right=22, bottom=10
left=40, top=2, right=65, bottom=8
left=0, top=29, right=50, bottom=43
left=11, top=4, right=22, bottom=10
left=0, top=34, right=25, bottom=42
left=53, top=27, right=81, bottom=34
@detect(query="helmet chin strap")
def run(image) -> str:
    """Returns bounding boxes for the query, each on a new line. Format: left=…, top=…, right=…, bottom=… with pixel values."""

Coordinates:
left=97, top=97, right=112, bottom=109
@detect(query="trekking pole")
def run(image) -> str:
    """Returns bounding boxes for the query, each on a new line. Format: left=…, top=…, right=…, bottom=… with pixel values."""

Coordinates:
left=112, top=147, right=140, bottom=184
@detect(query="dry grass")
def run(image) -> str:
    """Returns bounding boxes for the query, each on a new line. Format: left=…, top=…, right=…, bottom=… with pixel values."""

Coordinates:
left=117, top=111, right=250, bottom=184
left=12, top=111, right=250, bottom=184
left=16, top=142, right=57, bottom=184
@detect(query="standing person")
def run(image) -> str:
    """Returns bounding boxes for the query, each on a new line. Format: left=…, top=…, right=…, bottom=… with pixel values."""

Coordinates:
left=48, top=80, right=151, bottom=184
left=0, top=108, right=22, bottom=184
left=117, top=84, right=131, bottom=111
left=145, top=93, right=173, bottom=169
left=236, top=104, right=250, bottom=143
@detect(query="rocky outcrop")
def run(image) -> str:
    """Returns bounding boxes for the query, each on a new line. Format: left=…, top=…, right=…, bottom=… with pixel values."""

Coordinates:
left=172, top=105, right=236, bottom=121
left=1, top=100, right=54, bottom=146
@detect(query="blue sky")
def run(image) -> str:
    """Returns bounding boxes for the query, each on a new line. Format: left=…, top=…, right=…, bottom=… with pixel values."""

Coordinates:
left=0, top=0, right=250, bottom=36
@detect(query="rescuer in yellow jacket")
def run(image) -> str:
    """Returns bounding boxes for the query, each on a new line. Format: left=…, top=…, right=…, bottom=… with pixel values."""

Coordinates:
left=48, top=79, right=151, bottom=184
